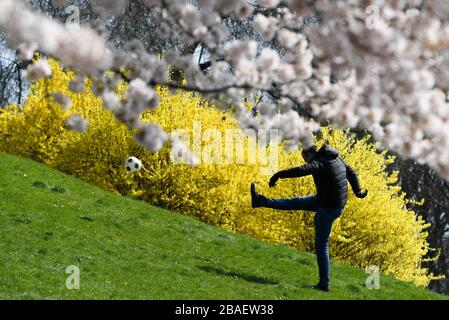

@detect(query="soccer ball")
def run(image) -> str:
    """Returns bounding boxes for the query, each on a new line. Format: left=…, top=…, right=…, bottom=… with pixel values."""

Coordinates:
left=125, top=156, right=142, bottom=173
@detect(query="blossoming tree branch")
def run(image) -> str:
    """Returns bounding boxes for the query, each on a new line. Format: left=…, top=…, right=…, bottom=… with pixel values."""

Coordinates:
left=1, top=0, right=449, bottom=178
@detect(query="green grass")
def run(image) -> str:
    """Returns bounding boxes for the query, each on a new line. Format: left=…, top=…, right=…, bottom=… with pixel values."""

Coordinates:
left=0, top=151, right=446, bottom=300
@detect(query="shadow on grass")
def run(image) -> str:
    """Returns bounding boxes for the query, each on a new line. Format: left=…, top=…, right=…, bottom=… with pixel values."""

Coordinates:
left=79, top=216, right=94, bottom=222
left=198, top=265, right=279, bottom=285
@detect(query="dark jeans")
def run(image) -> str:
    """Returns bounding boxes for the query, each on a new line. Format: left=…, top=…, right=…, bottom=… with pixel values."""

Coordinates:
left=258, top=194, right=343, bottom=287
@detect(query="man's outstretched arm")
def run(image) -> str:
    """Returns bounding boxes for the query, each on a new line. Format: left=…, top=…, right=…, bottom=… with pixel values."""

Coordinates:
left=344, top=162, right=368, bottom=198
left=269, top=161, right=322, bottom=187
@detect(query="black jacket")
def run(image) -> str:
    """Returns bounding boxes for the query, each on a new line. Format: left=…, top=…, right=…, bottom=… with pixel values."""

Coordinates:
left=275, top=144, right=362, bottom=209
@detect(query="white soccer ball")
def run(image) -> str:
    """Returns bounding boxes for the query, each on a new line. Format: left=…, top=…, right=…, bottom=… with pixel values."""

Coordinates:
left=125, top=156, right=142, bottom=173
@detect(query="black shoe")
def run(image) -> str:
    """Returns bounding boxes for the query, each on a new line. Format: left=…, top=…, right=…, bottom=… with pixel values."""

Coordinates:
left=313, top=284, right=329, bottom=292
left=251, top=183, right=260, bottom=208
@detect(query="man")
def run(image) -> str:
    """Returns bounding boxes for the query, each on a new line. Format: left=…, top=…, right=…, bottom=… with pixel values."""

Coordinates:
left=250, top=143, right=367, bottom=292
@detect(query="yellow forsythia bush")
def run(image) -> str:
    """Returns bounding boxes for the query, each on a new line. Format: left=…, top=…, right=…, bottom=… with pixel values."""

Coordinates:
left=0, top=59, right=435, bottom=286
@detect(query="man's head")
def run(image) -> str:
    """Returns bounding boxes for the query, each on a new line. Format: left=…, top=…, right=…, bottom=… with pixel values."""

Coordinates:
left=301, top=146, right=318, bottom=163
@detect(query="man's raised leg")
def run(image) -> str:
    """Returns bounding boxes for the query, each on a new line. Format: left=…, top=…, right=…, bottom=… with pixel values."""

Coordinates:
left=258, top=194, right=318, bottom=211
left=251, top=183, right=318, bottom=211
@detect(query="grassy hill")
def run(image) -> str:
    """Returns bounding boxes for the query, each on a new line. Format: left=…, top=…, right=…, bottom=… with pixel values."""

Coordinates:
left=0, top=151, right=445, bottom=300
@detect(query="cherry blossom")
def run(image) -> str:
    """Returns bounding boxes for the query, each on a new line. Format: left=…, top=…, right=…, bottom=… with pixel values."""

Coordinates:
left=1, top=0, right=449, bottom=178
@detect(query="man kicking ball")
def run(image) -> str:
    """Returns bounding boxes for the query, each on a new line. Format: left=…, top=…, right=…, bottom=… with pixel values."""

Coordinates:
left=251, top=143, right=367, bottom=292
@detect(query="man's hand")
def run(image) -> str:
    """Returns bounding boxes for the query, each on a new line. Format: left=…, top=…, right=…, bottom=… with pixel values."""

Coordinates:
left=356, top=189, right=368, bottom=198
left=269, top=174, right=279, bottom=188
